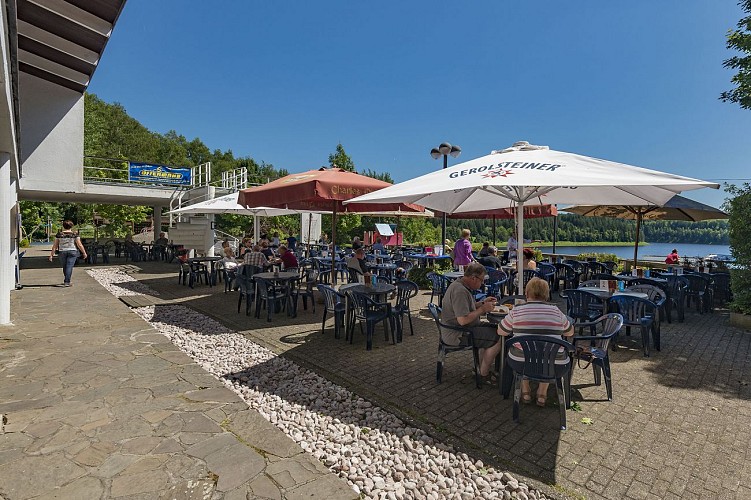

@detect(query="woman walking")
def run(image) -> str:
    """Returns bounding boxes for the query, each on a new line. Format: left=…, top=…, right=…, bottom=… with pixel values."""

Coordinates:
left=452, top=228, right=474, bottom=270
left=48, top=220, right=87, bottom=287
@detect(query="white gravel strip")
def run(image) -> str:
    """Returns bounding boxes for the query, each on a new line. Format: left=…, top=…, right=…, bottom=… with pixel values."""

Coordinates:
left=89, top=267, right=549, bottom=500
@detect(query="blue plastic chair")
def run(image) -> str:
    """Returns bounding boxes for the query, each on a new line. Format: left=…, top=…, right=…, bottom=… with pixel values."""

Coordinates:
left=570, top=313, right=623, bottom=401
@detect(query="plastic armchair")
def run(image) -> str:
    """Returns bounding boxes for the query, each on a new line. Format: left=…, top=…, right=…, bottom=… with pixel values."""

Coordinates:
left=626, top=284, right=666, bottom=340
left=510, top=269, right=541, bottom=295
left=344, top=290, right=395, bottom=350
left=253, top=277, right=288, bottom=322
left=485, top=270, right=509, bottom=300
left=682, top=274, right=711, bottom=314
left=314, top=259, right=333, bottom=284
left=570, top=313, right=624, bottom=401
left=663, top=275, right=687, bottom=323
left=609, top=295, right=657, bottom=356
left=565, top=289, right=608, bottom=332
left=347, top=267, right=363, bottom=284
left=393, top=280, right=419, bottom=340
left=505, top=335, right=575, bottom=430
left=297, top=269, right=318, bottom=313
left=235, top=267, right=255, bottom=316
left=427, top=303, right=481, bottom=389
left=426, top=272, right=449, bottom=307
left=317, top=284, right=345, bottom=339
left=710, top=272, right=732, bottom=306
left=555, top=263, right=581, bottom=297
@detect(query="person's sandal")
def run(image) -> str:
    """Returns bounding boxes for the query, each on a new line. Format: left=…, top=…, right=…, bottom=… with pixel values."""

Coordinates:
left=521, top=391, right=533, bottom=404
left=536, top=395, right=547, bottom=407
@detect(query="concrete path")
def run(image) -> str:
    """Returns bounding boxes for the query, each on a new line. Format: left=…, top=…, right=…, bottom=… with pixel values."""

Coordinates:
left=0, top=253, right=355, bottom=499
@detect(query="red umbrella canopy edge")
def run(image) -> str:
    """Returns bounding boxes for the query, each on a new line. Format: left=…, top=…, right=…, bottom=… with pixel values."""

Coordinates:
left=239, top=168, right=424, bottom=213
left=442, top=204, right=558, bottom=219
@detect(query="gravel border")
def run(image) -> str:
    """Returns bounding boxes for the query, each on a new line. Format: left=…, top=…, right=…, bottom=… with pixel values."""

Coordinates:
left=89, top=267, right=550, bottom=500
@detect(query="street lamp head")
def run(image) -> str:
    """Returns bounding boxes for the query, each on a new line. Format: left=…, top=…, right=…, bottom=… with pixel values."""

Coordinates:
left=438, top=142, right=452, bottom=155
left=430, top=148, right=441, bottom=160
left=449, top=145, right=462, bottom=158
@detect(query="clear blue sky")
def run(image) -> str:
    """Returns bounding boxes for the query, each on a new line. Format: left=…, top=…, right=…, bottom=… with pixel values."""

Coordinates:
left=89, top=1, right=751, bottom=210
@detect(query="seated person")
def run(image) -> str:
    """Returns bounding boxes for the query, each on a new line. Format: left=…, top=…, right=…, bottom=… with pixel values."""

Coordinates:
left=440, top=262, right=500, bottom=383
left=277, top=245, right=298, bottom=270
left=372, top=237, right=385, bottom=254
left=220, top=241, right=239, bottom=270
left=243, top=244, right=271, bottom=269
left=347, top=247, right=369, bottom=277
left=260, top=240, right=275, bottom=259
left=271, top=232, right=280, bottom=247
left=478, top=242, right=492, bottom=257
left=286, top=235, right=297, bottom=252
left=665, top=248, right=680, bottom=265
left=153, top=232, right=169, bottom=259
left=522, top=248, right=537, bottom=270
left=477, top=246, right=503, bottom=269
left=498, top=277, right=573, bottom=406
left=352, top=236, right=363, bottom=251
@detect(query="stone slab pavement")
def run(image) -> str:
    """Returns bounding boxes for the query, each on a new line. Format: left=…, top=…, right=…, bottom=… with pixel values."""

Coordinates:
left=120, top=257, right=751, bottom=500
left=0, top=254, right=356, bottom=500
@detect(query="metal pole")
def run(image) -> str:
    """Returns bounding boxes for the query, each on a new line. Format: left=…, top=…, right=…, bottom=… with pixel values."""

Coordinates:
left=552, top=209, right=558, bottom=254
left=516, top=199, right=525, bottom=296
left=441, top=154, right=447, bottom=251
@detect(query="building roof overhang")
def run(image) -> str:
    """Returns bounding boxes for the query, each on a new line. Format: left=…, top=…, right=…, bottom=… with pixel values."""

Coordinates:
left=16, top=0, right=126, bottom=93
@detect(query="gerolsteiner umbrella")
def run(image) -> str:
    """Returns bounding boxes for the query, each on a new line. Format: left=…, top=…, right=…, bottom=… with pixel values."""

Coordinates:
left=344, top=141, right=719, bottom=294
left=564, top=194, right=728, bottom=265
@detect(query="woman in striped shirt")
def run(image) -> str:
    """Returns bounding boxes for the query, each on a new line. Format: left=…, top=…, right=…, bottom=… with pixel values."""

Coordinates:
left=498, top=277, right=573, bottom=406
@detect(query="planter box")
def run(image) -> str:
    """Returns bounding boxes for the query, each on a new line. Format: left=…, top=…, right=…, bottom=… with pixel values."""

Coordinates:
left=730, top=312, right=751, bottom=331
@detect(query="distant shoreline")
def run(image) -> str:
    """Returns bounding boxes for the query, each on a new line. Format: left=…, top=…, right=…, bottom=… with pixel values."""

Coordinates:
left=535, top=241, right=646, bottom=248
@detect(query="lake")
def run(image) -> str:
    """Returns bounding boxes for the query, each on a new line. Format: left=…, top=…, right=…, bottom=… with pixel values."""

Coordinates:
left=536, top=242, right=731, bottom=261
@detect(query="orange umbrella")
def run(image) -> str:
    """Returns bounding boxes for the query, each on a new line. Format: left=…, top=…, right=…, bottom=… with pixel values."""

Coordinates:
left=239, top=168, right=424, bottom=282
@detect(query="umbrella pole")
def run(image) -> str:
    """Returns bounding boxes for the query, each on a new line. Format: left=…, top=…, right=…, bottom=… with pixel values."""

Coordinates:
left=633, top=212, right=642, bottom=267
left=332, top=205, right=338, bottom=285
left=552, top=209, right=558, bottom=255
left=517, top=200, right=524, bottom=296
left=253, top=215, right=259, bottom=243
left=492, top=216, right=496, bottom=246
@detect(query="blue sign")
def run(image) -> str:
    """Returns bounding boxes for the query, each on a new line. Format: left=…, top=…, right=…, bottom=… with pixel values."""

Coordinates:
left=128, top=162, right=191, bottom=185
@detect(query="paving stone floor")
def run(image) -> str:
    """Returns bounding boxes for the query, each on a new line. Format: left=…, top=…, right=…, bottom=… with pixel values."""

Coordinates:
left=8, top=252, right=751, bottom=499
left=0, top=254, right=355, bottom=500
left=124, top=257, right=751, bottom=500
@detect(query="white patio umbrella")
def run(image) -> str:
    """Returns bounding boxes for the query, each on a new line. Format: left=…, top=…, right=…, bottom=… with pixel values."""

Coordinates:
left=169, top=192, right=303, bottom=242
left=345, top=141, right=719, bottom=294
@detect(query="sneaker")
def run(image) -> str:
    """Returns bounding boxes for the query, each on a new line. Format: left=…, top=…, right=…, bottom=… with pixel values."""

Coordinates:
left=63, top=283, right=72, bottom=287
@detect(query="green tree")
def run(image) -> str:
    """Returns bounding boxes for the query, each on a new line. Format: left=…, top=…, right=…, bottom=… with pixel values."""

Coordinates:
left=328, top=143, right=355, bottom=172
left=724, top=183, right=751, bottom=313
left=721, top=0, right=751, bottom=109
left=361, top=168, right=394, bottom=183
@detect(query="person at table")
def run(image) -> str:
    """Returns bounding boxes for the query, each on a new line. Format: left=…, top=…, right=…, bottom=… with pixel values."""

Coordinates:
left=153, top=232, right=169, bottom=260
left=498, top=277, right=573, bottom=406
left=443, top=239, right=453, bottom=257
left=276, top=245, right=298, bottom=270
left=244, top=244, right=271, bottom=269
left=271, top=232, right=280, bottom=248
left=318, top=233, right=328, bottom=245
left=347, top=247, right=369, bottom=276
left=260, top=240, right=275, bottom=259
left=478, top=242, right=492, bottom=257
left=286, top=234, right=297, bottom=252
left=522, top=248, right=537, bottom=270
left=440, top=262, right=500, bottom=384
left=478, top=246, right=503, bottom=269
left=665, top=248, right=680, bottom=265
left=352, top=236, right=363, bottom=251
left=452, top=229, right=474, bottom=269
left=507, top=232, right=534, bottom=260
left=220, top=241, right=239, bottom=271
left=372, top=237, right=385, bottom=254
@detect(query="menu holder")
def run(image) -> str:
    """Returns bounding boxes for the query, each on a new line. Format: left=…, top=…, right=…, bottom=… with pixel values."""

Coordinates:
left=599, top=279, right=609, bottom=290
left=608, top=280, right=617, bottom=293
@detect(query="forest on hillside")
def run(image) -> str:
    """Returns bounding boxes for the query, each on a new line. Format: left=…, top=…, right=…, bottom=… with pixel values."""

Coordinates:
left=19, top=93, right=729, bottom=246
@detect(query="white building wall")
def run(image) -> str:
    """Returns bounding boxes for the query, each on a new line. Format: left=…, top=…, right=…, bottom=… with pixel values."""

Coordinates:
left=17, top=72, right=84, bottom=194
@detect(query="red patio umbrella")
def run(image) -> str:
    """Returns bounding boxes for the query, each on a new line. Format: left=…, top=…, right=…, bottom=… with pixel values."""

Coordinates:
left=440, top=204, right=558, bottom=245
left=239, top=168, right=424, bottom=282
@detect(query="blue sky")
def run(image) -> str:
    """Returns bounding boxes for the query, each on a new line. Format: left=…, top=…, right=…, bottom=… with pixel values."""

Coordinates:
left=89, top=1, right=751, bottom=209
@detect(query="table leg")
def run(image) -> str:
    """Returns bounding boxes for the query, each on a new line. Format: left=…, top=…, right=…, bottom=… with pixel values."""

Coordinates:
left=498, top=340, right=513, bottom=399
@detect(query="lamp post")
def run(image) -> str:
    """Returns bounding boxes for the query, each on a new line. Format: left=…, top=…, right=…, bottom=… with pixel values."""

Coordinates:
left=430, top=142, right=461, bottom=253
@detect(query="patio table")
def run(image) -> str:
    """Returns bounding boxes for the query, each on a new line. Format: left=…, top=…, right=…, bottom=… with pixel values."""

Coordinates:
left=253, top=271, right=301, bottom=317
left=187, top=256, right=222, bottom=286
